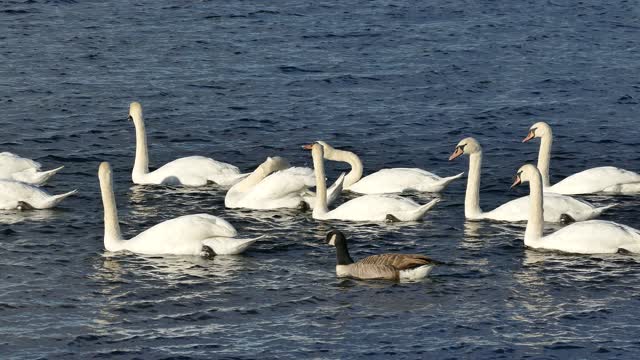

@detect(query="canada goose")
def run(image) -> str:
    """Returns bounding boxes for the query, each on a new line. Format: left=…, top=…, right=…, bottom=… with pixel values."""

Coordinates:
left=326, top=230, right=439, bottom=281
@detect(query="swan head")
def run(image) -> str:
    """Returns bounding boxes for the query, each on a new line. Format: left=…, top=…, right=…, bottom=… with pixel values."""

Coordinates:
left=303, top=141, right=334, bottom=154
left=265, top=156, right=291, bottom=172
left=511, top=164, right=539, bottom=188
left=310, top=142, right=324, bottom=158
left=449, top=137, right=481, bottom=160
left=99, top=161, right=113, bottom=180
left=523, top=121, right=551, bottom=142
left=326, top=230, right=345, bottom=246
left=128, top=102, right=143, bottom=123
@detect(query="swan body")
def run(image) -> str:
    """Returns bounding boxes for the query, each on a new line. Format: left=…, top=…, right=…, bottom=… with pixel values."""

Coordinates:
left=0, top=152, right=64, bottom=185
left=449, top=137, right=613, bottom=223
left=0, top=180, right=76, bottom=210
left=128, top=102, right=246, bottom=187
left=524, top=121, right=640, bottom=194
left=347, top=168, right=465, bottom=194
left=225, top=156, right=343, bottom=210
left=513, top=164, right=640, bottom=254
left=327, top=230, right=437, bottom=281
left=99, top=162, right=258, bottom=255
left=311, top=143, right=439, bottom=222
left=313, top=141, right=463, bottom=194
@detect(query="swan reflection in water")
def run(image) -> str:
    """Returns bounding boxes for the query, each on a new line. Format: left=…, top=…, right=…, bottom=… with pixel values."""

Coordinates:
left=0, top=209, right=62, bottom=224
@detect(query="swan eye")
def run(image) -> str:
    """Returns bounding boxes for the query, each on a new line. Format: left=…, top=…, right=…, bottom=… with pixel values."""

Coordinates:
left=457, top=144, right=467, bottom=152
left=530, top=127, right=537, bottom=135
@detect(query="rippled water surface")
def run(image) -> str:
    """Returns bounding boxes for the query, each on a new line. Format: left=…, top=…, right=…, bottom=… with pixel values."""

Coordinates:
left=2, top=0, right=640, bottom=358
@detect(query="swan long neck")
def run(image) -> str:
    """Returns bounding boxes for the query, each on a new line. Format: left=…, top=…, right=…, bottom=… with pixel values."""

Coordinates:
left=525, top=170, right=545, bottom=246
left=537, top=131, right=553, bottom=188
left=99, top=168, right=124, bottom=251
left=132, top=116, right=149, bottom=179
left=465, top=151, right=483, bottom=218
left=312, top=146, right=329, bottom=218
left=325, top=148, right=363, bottom=188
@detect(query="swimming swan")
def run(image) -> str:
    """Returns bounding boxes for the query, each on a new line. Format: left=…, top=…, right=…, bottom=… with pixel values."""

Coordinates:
left=0, top=180, right=76, bottom=210
left=512, top=164, right=640, bottom=254
left=523, top=121, right=640, bottom=194
left=0, top=152, right=64, bottom=185
left=225, top=156, right=344, bottom=210
left=449, top=137, right=613, bottom=222
left=306, top=141, right=463, bottom=194
left=311, top=143, right=439, bottom=222
left=99, top=162, right=258, bottom=255
left=128, top=102, right=246, bottom=186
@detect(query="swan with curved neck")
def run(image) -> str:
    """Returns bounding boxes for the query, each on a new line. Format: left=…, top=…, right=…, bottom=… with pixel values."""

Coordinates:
left=512, top=164, right=640, bottom=253
left=224, top=155, right=344, bottom=210
left=128, top=102, right=246, bottom=187
left=99, top=162, right=259, bottom=255
left=523, top=121, right=640, bottom=194
left=305, top=141, right=463, bottom=194
left=311, top=143, right=439, bottom=222
left=0, top=152, right=64, bottom=185
left=449, top=137, right=614, bottom=222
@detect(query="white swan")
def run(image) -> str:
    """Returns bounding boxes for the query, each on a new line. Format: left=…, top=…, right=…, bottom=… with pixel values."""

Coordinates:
left=99, top=162, right=259, bottom=255
left=311, top=143, right=439, bottom=222
left=225, top=156, right=344, bottom=210
left=128, top=102, right=246, bottom=186
left=0, top=180, right=76, bottom=210
left=512, top=164, right=640, bottom=254
left=449, top=137, right=613, bottom=222
left=307, top=141, right=463, bottom=194
left=523, top=121, right=640, bottom=194
left=0, top=152, right=64, bottom=185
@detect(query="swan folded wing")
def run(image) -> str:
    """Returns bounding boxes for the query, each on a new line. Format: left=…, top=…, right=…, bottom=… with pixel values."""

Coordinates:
left=147, top=156, right=241, bottom=185
left=349, top=168, right=441, bottom=193
left=126, top=214, right=237, bottom=254
left=0, top=152, right=41, bottom=175
left=486, top=194, right=597, bottom=222
left=549, top=166, right=640, bottom=194
left=326, top=195, right=422, bottom=221
left=0, top=180, right=53, bottom=209
left=542, top=220, right=640, bottom=254
left=359, top=254, right=436, bottom=270
left=243, top=167, right=315, bottom=201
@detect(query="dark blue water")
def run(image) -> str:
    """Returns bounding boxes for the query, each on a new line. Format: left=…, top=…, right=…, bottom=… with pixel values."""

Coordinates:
left=2, top=0, right=640, bottom=358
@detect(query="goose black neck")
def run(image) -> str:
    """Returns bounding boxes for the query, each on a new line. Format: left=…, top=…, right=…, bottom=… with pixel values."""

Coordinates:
left=335, top=235, right=354, bottom=265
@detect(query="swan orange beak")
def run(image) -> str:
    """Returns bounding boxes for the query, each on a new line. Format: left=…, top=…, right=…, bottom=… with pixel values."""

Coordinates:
left=302, top=144, right=313, bottom=150
left=449, top=147, right=464, bottom=161
left=522, top=131, right=535, bottom=143
left=510, top=175, right=522, bottom=189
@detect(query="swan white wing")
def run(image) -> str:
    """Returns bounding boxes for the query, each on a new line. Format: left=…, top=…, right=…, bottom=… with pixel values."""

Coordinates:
left=483, top=193, right=605, bottom=222
left=231, top=167, right=314, bottom=208
left=142, top=156, right=242, bottom=186
left=539, top=220, right=640, bottom=254
left=348, top=168, right=438, bottom=194
left=0, top=180, right=74, bottom=209
left=124, top=214, right=237, bottom=255
left=548, top=166, right=640, bottom=195
left=0, top=152, right=41, bottom=174
left=325, top=194, right=423, bottom=221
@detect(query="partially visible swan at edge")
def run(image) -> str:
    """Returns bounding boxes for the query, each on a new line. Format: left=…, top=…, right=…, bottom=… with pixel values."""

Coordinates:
left=305, top=141, right=463, bottom=194
left=0, top=180, right=76, bottom=210
left=523, top=121, right=640, bottom=194
left=99, top=162, right=259, bottom=255
left=311, top=143, right=439, bottom=222
left=225, top=156, right=344, bottom=210
left=0, top=152, right=64, bottom=185
left=449, top=137, right=614, bottom=223
left=326, top=230, right=439, bottom=281
left=128, top=102, right=247, bottom=186
left=512, top=164, right=640, bottom=254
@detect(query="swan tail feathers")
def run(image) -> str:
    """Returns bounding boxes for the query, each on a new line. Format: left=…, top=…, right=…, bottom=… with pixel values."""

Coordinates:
left=218, top=172, right=251, bottom=186
left=432, top=172, right=465, bottom=191
left=326, top=172, right=346, bottom=206
left=44, top=189, right=77, bottom=208
left=202, top=235, right=264, bottom=255
left=390, top=198, right=440, bottom=221
left=32, top=166, right=65, bottom=185
left=594, top=203, right=617, bottom=216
